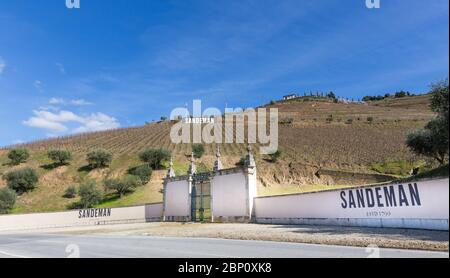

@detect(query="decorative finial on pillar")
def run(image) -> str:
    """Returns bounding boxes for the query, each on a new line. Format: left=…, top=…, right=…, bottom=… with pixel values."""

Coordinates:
left=213, top=146, right=223, bottom=172
left=167, top=157, right=175, bottom=178
left=244, top=144, right=256, bottom=168
left=188, top=152, right=196, bottom=175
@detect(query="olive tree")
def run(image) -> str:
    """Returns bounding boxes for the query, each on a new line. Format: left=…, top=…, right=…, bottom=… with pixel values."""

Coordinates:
left=86, top=149, right=113, bottom=169
left=104, top=175, right=141, bottom=198
left=7, top=148, right=30, bottom=165
left=139, top=148, right=171, bottom=170
left=78, top=181, right=103, bottom=208
left=48, top=149, right=72, bottom=166
left=407, top=80, right=449, bottom=165
left=0, top=188, right=17, bottom=214
left=407, top=118, right=448, bottom=165
left=4, top=167, right=39, bottom=195
left=430, top=79, right=449, bottom=124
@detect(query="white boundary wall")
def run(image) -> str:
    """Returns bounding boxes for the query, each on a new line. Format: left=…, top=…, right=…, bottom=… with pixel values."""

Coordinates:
left=0, top=203, right=163, bottom=232
left=1, top=179, right=448, bottom=231
left=254, top=179, right=449, bottom=230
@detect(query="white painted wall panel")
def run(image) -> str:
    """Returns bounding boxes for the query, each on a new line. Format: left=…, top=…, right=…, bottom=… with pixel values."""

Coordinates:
left=254, top=179, right=449, bottom=230
left=212, top=173, right=248, bottom=217
left=145, top=203, right=163, bottom=220
left=164, top=180, right=190, bottom=217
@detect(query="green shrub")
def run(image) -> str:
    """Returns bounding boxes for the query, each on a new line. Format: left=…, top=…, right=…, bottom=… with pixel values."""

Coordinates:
left=0, top=188, right=17, bottom=214
left=327, top=91, right=336, bottom=99
left=129, top=164, right=153, bottom=184
left=235, top=156, right=246, bottom=166
left=395, top=91, right=407, bottom=98
left=64, top=185, right=77, bottom=199
left=192, top=144, right=205, bottom=158
left=371, top=160, right=418, bottom=176
left=86, top=149, right=113, bottom=169
left=326, top=115, right=333, bottom=123
left=7, top=148, right=30, bottom=165
left=269, top=150, right=282, bottom=163
left=367, top=117, right=374, bottom=123
left=48, top=149, right=72, bottom=166
left=123, top=175, right=142, bottom=187
left=139, top=148, right=171, bottom=169
left=78, top=181, right=103, bottom=208
left=4, top=167, right=39, bottom=195
left=104, top=175, right=141, bottom=198
left=279, top=117, right=294, bottom=125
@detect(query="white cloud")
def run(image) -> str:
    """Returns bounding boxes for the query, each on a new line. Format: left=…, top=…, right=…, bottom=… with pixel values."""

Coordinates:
left=23, top=110, right=82, bottom=132
left=73, top=113, right=121, bottom=133
left=71, top=99, right=93, bottom=106
left=34, top=80, right=43, bottom=92
left=0, top=57, right=5, bottom=74
left=39, top=105, right=60, bottom=112
left=23, top=110, right=120, bottom=134
left=48, top=97, right=93, bottom=106
left=49, top=97, right=65, bottom=105
left=36, top=110, right=84, bottom=123
left=23, top=115, right=69, bottom=132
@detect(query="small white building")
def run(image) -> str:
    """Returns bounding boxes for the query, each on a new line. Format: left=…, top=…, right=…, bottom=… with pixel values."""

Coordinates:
left=163, top=146, right=257, bottom=223
left=283, top=94, right=298, bottom=101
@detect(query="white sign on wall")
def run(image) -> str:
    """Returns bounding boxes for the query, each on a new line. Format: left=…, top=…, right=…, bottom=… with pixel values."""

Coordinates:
left=254, top=179, right=449, bottom=230
left=0, top=204, right=163, bottom=232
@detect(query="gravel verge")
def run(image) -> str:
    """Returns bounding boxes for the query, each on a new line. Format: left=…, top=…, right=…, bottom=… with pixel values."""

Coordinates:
left=5, top=222, right=448, bottom=252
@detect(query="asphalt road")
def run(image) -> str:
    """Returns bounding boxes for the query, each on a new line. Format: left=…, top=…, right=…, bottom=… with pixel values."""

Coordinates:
left=0, top=234, right=448, bottom=258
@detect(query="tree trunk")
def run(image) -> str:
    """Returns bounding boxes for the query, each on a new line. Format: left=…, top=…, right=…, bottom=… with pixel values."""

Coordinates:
left=435, top=155, right=445, bottom=165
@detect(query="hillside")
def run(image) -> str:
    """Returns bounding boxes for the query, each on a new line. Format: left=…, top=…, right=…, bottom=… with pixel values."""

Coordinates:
left=0, top=94, right=441, bottom=214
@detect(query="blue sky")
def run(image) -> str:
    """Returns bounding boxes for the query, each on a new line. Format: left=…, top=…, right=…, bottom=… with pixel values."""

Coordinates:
left=0, top=0, right=448, bottom=147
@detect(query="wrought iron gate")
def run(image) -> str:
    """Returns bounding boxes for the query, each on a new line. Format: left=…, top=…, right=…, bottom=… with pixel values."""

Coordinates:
left=191, top=176, right=211, bottom=222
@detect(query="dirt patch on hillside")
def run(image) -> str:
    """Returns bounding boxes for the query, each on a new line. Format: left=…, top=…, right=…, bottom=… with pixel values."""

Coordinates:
left=40, top=166, right=70, bottom=188
left=87, top=168, right=110, bottom=180
left=149, top=170, right=166, bottom=188
left=256, top=160, right=394, bottom=189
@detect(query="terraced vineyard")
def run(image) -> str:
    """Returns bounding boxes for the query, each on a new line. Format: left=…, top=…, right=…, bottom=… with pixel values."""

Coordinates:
left=4, top=95, right=434, bottom=158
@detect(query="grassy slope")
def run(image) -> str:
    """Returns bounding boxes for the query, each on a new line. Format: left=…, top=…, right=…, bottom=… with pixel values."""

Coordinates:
left=1, top=94, right=446, bottom=214
left=395, top=164, right=449, bottom=183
